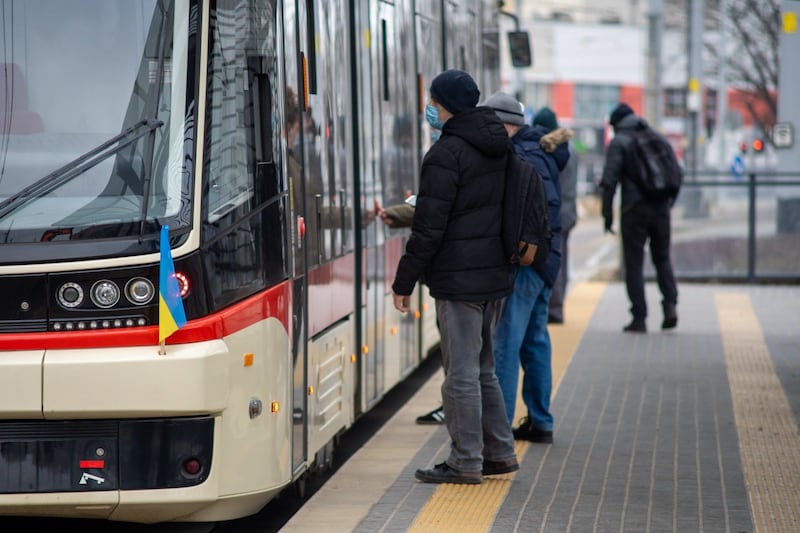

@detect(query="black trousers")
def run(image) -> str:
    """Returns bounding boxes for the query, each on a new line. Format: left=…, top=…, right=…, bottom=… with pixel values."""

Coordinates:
left=620, top=201, right=678, bottom=320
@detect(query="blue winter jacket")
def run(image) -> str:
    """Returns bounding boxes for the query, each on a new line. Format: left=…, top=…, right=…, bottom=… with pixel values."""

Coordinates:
left=510, top=124, right=572, bottom=286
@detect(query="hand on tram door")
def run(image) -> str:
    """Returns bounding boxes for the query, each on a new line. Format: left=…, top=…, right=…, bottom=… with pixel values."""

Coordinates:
left=393, top=291, right=410, bottom=313
left=373, top=199, right=390, bottom=225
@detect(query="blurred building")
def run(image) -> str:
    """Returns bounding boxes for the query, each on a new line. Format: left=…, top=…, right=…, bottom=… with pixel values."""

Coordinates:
left=496, top=0, right=773, bottom=186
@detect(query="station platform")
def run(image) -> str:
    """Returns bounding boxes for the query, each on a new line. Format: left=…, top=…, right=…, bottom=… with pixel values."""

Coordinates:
left=281, top=280, right=800, bottom=533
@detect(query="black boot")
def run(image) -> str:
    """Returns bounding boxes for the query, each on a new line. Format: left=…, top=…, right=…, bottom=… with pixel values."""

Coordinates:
left=662, top=304, right=678, bottom=330
left=623, top=319, right=647, bottom=333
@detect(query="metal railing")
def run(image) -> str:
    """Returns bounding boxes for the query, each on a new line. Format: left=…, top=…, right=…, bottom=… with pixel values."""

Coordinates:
left=647, top=170, right=800, bottom=283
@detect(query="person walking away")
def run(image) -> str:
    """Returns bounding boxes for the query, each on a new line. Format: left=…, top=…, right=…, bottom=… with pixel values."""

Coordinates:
left=392, top=70, right=518, bottom=484
left=533, top=107, right=579, bottom=325
left=599, top=103, right=679, bottom=333
left=484, top=92, right=572, bottom=444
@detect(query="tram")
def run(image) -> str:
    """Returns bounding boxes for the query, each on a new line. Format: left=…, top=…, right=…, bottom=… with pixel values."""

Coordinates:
left=0, top=0, right=508, bottom=525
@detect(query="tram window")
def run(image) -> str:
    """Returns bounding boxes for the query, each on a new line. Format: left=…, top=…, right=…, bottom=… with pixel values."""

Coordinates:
left=202, top=1, right=286, bottom=309
left=381, top=19, right=390, bottom=101
left=305, top=0, right=317, bottom=94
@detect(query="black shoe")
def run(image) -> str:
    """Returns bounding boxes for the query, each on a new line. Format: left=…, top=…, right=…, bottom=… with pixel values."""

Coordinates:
left=662, top=307, right=678, bottom=330
left=623, top=319, right=647, bottom=333
left=416, top=405, right=445, bottom=425
left=548, top=315, right=563, bottom=324
left=415, top=462, right=482, bottom=484
left=512, top=417, right=553, bottom=443
left=482, top=458, right=520, bottom=475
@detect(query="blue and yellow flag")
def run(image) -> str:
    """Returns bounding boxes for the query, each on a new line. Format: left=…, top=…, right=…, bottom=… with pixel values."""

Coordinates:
left=159, top=225, right=187, bottom=344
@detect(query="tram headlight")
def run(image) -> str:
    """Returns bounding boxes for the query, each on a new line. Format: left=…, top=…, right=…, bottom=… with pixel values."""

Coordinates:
left=125, top=277, right=155, bottom=305
left=90, top=280, right=121, bottom=308
left=57, top=282, right=84, bottom=308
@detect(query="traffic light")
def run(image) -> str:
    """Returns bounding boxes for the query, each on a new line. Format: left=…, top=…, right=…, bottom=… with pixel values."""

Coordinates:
left=752, top=138, right=764, bottom=153
left=508, top=31, right=532, bottom=67
left=739, top=141, right=748, bottom=154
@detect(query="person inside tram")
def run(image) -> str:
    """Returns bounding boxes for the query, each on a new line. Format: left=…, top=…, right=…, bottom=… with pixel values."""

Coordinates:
left=285, top=87, right=375, bottom=268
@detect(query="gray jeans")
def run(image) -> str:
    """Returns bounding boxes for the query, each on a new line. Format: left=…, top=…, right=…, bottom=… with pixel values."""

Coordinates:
left=436, top=299, right=517, bottom=473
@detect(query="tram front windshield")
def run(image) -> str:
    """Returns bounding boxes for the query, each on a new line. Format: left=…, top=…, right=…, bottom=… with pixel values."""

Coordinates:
left=0, top=0, right=193, bottom=248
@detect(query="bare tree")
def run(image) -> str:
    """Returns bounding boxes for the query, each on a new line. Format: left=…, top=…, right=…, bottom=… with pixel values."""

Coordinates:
left=705, top=0, right=780, bottom=142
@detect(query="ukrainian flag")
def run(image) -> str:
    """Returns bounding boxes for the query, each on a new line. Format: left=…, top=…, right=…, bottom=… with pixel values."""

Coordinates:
left=159, top=225, right=187, bottom=343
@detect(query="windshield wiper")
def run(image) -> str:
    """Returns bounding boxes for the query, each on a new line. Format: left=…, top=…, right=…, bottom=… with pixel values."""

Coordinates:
left=138, top=0, right=172, bottom=240
left=0, top=118, right=164, bottom=220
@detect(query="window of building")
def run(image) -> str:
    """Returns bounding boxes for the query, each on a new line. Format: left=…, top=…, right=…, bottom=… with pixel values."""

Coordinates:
left=575, top=84, right=620, bottom=122
left=663, top=87, right=686, bottom=117
left=522, top=83, right=553, bottom=116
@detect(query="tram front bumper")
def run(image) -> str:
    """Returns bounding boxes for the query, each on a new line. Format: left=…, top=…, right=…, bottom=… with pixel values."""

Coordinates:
left=0, top=341, right=230, bottom=419
left=48, top=340, right=229, bottom=418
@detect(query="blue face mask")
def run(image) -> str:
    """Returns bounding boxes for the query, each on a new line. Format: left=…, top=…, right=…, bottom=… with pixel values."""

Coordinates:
left=425, top=104, right=445, bottom=130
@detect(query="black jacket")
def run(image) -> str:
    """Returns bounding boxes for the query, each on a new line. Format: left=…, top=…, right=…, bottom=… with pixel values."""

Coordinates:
left=392, top=106, right=513, bottom=301
left=600, top=113, right=669, bottom=225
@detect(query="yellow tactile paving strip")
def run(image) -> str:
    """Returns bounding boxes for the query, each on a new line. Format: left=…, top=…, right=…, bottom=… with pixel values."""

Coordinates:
left=408, top=281, right=607, bottom=532
left=715, top=292, right=800, bottom=533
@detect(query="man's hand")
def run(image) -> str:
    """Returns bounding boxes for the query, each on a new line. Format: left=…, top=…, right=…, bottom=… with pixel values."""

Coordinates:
left=392, top=291, right=410, bottom=313
left=375, top=199, right=395, bottom=226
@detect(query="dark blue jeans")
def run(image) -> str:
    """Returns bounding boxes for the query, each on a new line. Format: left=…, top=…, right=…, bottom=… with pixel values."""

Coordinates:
left=620, top=201, right=678, bottom=320
left=494, top=266, right=553, bottom=431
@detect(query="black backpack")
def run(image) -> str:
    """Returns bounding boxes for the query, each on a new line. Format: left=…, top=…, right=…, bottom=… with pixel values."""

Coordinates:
left=502, top=150, right=552, bottom=267
left=627, top=125, right=683, bottom=202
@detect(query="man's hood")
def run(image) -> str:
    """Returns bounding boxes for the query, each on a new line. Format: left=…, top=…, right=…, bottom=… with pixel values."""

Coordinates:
left=613, top=113, right=647, bottom=132
left=441, top=106, right=510, bottom=158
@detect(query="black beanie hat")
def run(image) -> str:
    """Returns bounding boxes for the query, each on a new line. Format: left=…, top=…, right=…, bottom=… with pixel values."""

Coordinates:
left=430, top=69, right=480, bottom=115
left=533, top=106, right=558, bottom=131
left=609, top=103, right=634, bottom=127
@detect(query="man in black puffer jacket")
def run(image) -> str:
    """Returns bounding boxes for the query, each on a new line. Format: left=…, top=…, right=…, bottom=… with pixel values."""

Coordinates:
left=392, top=69, right=518, bottom=485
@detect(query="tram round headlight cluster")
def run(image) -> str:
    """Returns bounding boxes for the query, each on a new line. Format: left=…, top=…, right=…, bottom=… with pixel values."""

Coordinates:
left=56, top=276, right=157, bottom=311
left=125, top=277, right=156, bottom=304
left=91, top=280, right=121, bottom=308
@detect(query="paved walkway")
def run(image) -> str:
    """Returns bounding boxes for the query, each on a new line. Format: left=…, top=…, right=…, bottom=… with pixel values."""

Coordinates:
left=283, top=281, right=800, bottom=533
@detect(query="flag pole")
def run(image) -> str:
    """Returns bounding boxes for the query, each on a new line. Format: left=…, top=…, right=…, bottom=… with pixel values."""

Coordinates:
left=158, top=224, right=187, bottom=355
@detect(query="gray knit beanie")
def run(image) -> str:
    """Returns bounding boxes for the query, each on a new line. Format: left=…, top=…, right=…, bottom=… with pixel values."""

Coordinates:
left=483, top=91, right=525, bottom=126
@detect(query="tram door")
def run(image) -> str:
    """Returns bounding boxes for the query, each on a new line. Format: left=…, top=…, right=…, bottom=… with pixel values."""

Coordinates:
left=286, top=0, right=355, bottom=476
left=283, top=0, right=311, bottom=478
left=414, top=3, right=445, bottom=357
left=357, top=0, right=388, bottom=410
left=379, top=2, right=421, bottom=378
